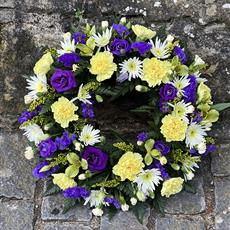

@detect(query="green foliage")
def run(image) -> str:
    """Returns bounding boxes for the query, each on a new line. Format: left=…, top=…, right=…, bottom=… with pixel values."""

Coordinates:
left=205, top=137, right=215, bottom=144
left=117, top=182, right=135, bottom=197
left=131, top=202, right=149, bottom=224
left=113, top=142, right=134, bottom=152
left=44, top=180, right=61, bottom=196
left=211, top=102, right=230, bottom=112
left=92, top=179, right=120, bottom=188
left=183, top=182, right=197, bottom=194
left=62, top=199, right=77, bottom=214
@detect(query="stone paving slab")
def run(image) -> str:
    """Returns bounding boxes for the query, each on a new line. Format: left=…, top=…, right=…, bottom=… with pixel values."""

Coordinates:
left=0, top=131, right=35, bottom=199
left=43, top=223, right=92, bottom=230
left=211, top=144, right=230, bottom=176
left=41, top=193, right=92, bottom=222
left=0, top=200, right=34, bottom=230
left=214, top=177, right=230, bottom=230
left=162, top=177, right=206, bottom=214
left=155, top=215, right=206, bottom=230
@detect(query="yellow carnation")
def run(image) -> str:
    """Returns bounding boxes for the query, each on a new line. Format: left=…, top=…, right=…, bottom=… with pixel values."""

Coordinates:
left=161, top=177, right=184, bottom=197
left=160, top=114, right=187, bottom=142
left=51, top=96, right=79, bottom=128
left=33, top=52, right=54, bottom=76
left=132, top=25, right=156, bottom=40
left=142, top=58, right=172, bottom=87
left=113, top=151, right=144, bottom=181
left=52, top=173, right=77, bottom=190
left=89, top=51, right=117, bottom=82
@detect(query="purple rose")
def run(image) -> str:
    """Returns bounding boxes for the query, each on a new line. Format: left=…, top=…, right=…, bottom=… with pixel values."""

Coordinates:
left=173, top=46, right=187, bottom=64
left=154, top=140, right=170, bottom=155
left=55, top=131, right=76, bottom=150
left=63, top=186, right=90, bottom=199
left=38, top=137, right=57, bottom=158
left=72, top=32, right=86, bottom=44
left=33, top=161, right=59, bottom=179
left=110, top=39, right=131, bottom=56
left=131, top=42, right=152, bottom=56
left=82, top=146, right=108, bottom=172
left=159, top=83, right=178, bottom=101
left=50, top=69, right=76, bottom=93
left=58, top=53, right=80, bottom=68
left=112, top=24, right=130, bottom=36
left=183, top=75, right=197, bottom=104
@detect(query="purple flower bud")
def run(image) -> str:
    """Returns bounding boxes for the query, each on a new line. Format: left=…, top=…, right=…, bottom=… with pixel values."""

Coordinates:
left=159, top=100, right=170, bottom=113
left=81, top=103, right=95, bottom=119
left=137, top=132, right=148, bottom=142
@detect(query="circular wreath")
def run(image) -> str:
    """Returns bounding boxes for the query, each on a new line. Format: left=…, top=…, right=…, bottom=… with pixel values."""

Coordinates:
left=19, top=17, right=226, bottom=220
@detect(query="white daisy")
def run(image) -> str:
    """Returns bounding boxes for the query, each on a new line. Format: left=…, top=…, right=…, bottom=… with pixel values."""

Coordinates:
left=134, top=169, right=163, bottom=195
left=150, top=37, right=170, bottom=59
left=172, top=76, right=190, bottom=96
left=84, top=190, right=105, bottom=207
left=58, top=32, right=76, bottom=56
left=181, top=157, right=200, bottom=181
left=71, top=84, right=92, bottom=104
left=93, top=28, right=112, bottom=48
left=21, top=124, right=46, bottom=144
left=79, top=124, right=101, bottom=146
left=26, top=75, right=48, bottom=100
left=119, top=57, right=143, bottom=81
left=185, top=123, right=207, bottom=149
left=170, top=100, right=194, bottom=123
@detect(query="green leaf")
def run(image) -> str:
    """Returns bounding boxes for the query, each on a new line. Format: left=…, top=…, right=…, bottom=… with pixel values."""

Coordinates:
left=131, top=202, right=149, bottom=224
left=43, top=181, right=61, bottom=196
left=211, top=102, right=230, bottom=112
left=65, top=165, right=80, bottom=178
left=62, top=199, right=77, bottom=214
left=183, top=183, right=197, bottom=194
left=108, top=207, right=118, bottom=221
left=66, top=152, right=79, bottom=165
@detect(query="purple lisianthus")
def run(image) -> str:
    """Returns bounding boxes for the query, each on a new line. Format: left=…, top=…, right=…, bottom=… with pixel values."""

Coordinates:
left=173, top=46, right=187, bottom=64
left=192, top=111, right=202, bottom=123
left=104, top=196, right=121, bottom=209
left=82, top=146, right=108, bottom=172
left=131, top=42, right=152, bottom=56
left=38, top=137, right=57, bottom=158
left=55, top=131, right=77, bottom=150
left=50, top=69, right=76, bottom=93
left=33, top=161, right=59, bottom=179
left=112, top=24, right=130, bottom=36
left=63, top=186, right=90, bottom=199
left=110, top=39, right=131, bottom=56
left=159, top=83, right=178, bottom=101
left=72, top=32, right=86, bottom=44
left=137, top=132, right=148, bottom=142
left=81, top=103, right=95, bottom=119
left=58, top=53, right=80, bottom=68
left=190, top=144, right=217, bottom=157
left=159, top=100, right=170, bottom=113
left=154, top=140, right=170, bottom=156
left=183, top=75, right=197, bottom=104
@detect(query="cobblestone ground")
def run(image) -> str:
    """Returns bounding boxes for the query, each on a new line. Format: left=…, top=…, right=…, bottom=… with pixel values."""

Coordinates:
left=0, top=1, right=230, bottom=230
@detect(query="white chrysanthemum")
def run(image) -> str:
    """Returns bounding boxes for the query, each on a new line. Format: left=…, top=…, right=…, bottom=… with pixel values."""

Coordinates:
left=58, top=32, right=76, bottom=56
left=76, top=84, right=92, bottom=104
left=134, top=169, right=163, bottom=195
left=93, top=28, right=112, bottom=48
left=150, top=37, right=170, bottom=59
left=172, top=76, right=190, bottom=96
left=182, top=157, right=199, bottom=181
left=84, top=190, right=105, bottom=207
left=170, top=100, right=194, bottom=123
left=185, top=123, right=207, bottom=149
left=79, top=124, right=101, bottom=146
left=26, top=75, right=48, bottom=100
left=119, top=57, right=143, bottom=81
left=21, top=124, right=45, bottom=144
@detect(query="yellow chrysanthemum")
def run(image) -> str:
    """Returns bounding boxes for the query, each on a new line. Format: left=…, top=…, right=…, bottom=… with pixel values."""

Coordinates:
left=89, top=51, right=117, bottom=82
left=161, top=177, right=184, bottom=197
left=113, top=151, right=144, bottom=181
left=33, top=52, right=54, bottom=76
left=132, top=25, right=156, bottom=40
left=51, top=96, right=79, bottom=128
left=160, top=114, right=187, bottom=142
left=52, top=173, right=77, bottom=190
left=142, top=58, right=172, bottom=87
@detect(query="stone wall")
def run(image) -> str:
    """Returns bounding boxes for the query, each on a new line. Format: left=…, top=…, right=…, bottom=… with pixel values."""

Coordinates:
left=0, top=1, right=230, bottom=230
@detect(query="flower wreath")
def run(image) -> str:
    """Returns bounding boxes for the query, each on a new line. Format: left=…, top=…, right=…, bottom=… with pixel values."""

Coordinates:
left=19, top=17, right=229, bottom=221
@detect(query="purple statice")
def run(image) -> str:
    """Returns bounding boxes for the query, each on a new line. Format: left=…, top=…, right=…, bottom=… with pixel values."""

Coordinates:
left=159, top=83, right=178, bottom=102
left=38, top=137, right=57, bottom=158
left=112, top=24, right=130, bottom=36
left=72, top=32, right=86, bottom=44
left=117, top=73, right=129, bottom=83
left=192, top=111, right=202, bottom=123
left=55, top=131, right=77, bottom=150
left=110, top=39, right=131, bottom=56
left=18, top=106, right=41, bottom=124
left=159, top=100, right=170, bottom=113
left=152, top=160, right=169, bottom=179
left=131, top=42, right=152, bottom=56
left=190, top=144, right=217, bottom=157
left=173, top=46, right=187, bottom=64
left=33, top=161, right=59, bottom=179
left=154, top=140, right=170, bottom=156
left=104, top=196, right=121, bottom=209
left=82, top=146, right=108, bottom=172
left=183, top=75, right=197, bottom=104
left=137, top=132, right=148, bottom=142
left=58, top=53, right=80, bottom=68
left=63, top=186, right=90, bottom=199
left=81, top=103, right=94, bottom=119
